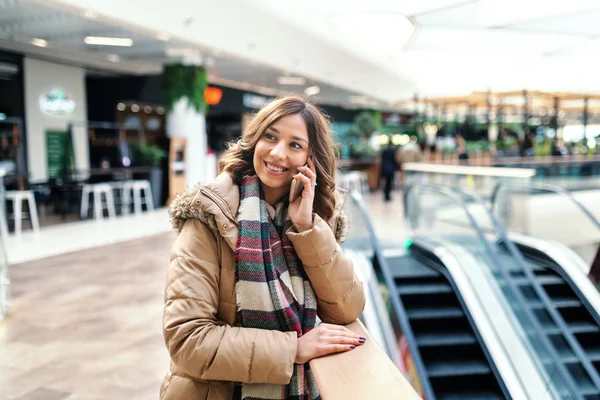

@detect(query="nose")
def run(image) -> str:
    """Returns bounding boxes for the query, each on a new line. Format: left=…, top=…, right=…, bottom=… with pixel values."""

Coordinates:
left=269, top=140, right=287, bottom=160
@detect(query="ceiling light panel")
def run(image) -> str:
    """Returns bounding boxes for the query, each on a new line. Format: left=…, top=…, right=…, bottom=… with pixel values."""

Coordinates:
left=277, top=76, right=306, bottom=85
left=84, top=36, right=134, bottom=46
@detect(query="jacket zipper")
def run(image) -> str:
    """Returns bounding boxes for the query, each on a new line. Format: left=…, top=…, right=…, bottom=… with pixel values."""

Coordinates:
left=200, top=188, right=238, bottom=225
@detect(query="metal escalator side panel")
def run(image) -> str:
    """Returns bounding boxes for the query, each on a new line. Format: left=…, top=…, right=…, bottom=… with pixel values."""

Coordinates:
left=509, top=232, right=600, bottom=320
left=344, top=248, right=401, bottom=363
left=413, top=237, right=556, bottom=400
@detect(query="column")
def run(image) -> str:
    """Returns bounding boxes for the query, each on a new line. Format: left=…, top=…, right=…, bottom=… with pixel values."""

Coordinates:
left=164, top=60, right=209, bottom=187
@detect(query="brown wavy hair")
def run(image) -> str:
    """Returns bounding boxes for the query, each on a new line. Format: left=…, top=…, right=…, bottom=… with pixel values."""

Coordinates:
left=219, top=96, right=339, bottom=221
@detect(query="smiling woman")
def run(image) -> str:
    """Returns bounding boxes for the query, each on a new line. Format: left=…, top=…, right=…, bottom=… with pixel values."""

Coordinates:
left=161, top=96, right=366, bottom=400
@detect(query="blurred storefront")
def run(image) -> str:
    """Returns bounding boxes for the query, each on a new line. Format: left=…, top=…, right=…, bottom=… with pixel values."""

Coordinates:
left=0, top=51, right=26, bottom=180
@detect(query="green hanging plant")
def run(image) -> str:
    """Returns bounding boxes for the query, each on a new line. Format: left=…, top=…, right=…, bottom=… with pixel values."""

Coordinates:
left=163, top=64, right=208, bottom=114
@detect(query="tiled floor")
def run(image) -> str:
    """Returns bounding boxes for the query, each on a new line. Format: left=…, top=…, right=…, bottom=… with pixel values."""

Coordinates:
left=1, top=233, right=175, bottom=400
left=3, top=208, right=172, bottom=265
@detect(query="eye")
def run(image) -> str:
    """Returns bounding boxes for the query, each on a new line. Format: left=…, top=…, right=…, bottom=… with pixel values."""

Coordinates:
left=264, top=133, right=276, bottom=140
left=290, top=142, right=303, bottom=150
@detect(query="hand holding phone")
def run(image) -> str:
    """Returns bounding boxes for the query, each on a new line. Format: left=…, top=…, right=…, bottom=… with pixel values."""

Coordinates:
left=289, top=165, right=306, bottom=203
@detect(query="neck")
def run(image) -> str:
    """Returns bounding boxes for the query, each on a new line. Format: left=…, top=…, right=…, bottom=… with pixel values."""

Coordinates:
left=262, top=184, right=288, bottom=207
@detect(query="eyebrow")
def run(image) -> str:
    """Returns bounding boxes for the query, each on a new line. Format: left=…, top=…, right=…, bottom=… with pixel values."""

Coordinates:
left=267, top=127, right=309, bottom=145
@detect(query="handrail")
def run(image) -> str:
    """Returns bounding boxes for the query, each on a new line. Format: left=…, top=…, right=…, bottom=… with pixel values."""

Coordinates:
left=404, top=183, right=584, bottom=398
left=346, top=191, right=436, bottom=400
left=309, top=319, right=421, bottom=400
left=402, top=162, right=536, bottom=178
left=453, top=184, right=600, bottom=396
left=490, top=181, right=600, bottom=232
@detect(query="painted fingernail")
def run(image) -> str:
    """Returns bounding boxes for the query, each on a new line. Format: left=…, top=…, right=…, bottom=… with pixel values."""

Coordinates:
left=359, top=337, right=366, bottom=344
left=350, top=345, right=356, bottom=349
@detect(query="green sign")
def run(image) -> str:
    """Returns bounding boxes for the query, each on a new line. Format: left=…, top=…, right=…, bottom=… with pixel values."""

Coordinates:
left=46, top=130, right=74, bottom=179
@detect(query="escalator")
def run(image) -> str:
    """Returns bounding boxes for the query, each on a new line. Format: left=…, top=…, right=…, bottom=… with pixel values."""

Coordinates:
left=385, top=252, right=506, bottom=399
left=344, top=185, right=579, bottom=399
left=493, top=246, right=600, bottom=398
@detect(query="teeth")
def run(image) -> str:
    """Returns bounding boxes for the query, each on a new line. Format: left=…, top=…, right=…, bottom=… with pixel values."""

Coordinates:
left=266, top=163, right=286, bottom=172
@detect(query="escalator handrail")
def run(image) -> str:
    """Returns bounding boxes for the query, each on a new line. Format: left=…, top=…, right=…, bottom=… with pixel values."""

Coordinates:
left=404, top=183, right=584, bottom=398
left=454, top=184, right=600, bottom=396
left=346, top=190, right=436, bottom=400
left=490, top=181, right=600, bottom=232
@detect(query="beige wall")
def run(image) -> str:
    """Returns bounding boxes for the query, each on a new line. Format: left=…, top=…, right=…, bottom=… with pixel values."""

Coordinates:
left=24, top=58, right=88, bottom=182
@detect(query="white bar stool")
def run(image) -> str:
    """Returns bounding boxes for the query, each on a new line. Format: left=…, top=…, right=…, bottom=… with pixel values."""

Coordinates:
left=5, top=190, right=40, bottom=234
left=107, top=181, right=128, bottom=215
left=80, top=183, right=116, bottom=220
left=123, top=180, right=154, bottom=214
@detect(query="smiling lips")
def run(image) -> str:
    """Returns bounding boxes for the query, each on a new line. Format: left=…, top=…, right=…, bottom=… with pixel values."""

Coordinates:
left=265, top=162, right=289, bottom=173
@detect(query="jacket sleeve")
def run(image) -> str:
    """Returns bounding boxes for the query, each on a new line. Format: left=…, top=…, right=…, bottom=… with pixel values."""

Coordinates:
left=287, top=214, right=366, bottom=325
left=163, top=219, right=297, bottom=384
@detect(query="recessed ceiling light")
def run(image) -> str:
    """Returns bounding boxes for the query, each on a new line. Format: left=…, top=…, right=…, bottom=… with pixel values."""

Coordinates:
left=84, top=36, right=133, bottom=47
left=31, top=38, right=47, bottom=48
left=304, top=86, right=320, bottom=97
left=277, top=76, right=306, bottom=85
left=117, top=103, right=126, bottom=111
left=131, top=104, right=140, bottom=112
left=156, top=107, right=165, bottom=115
left=106, top=54, right=120, bottom=62
left=144, top=106, right=152, bottom=114
left=349, top=95, right=370, bottom=104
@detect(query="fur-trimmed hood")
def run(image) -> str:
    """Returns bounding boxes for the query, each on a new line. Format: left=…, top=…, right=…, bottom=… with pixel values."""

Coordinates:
left=169, top=173, right=349, bottom=250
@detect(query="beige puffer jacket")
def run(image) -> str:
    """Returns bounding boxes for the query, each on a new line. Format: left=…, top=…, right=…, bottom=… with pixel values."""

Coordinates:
left=160, top=173, right=366, bottom=400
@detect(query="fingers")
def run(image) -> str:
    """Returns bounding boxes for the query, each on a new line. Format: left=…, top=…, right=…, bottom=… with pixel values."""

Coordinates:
left=323, top=344, right=357, bottom=355
left=329, top=335, right=366, bottom=346
left=294, top=170, right=313, bottom=193
left=297, top=157, right=317, bottom=183
left=318, top=324, right=366, bottom=346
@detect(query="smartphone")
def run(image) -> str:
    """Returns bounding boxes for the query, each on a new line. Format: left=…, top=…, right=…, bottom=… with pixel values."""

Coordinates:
left=289, top=176, right=304, bottom=203
left=289, top=164, right=307, bottom=202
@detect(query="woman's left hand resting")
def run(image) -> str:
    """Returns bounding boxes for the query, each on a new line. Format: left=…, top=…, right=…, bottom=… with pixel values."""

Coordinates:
left=288, top=156, right=317, bottom=233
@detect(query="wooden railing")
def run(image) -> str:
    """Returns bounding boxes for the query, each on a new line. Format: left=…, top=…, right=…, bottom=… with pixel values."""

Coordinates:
left=309, top=320, right=421, bottom=400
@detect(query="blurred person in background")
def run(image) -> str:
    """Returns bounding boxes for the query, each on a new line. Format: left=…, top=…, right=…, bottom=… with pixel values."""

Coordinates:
left=520, top=130, right=535, bottom=157
left=396, top=137, right=423, bottom=189
left=455, top=133, right=469, bottom=161
left=380, top=139, right=399, bottom=201
left=161, top=96, right=366, bottom=400
left=551, top=138, right=569, bottom=156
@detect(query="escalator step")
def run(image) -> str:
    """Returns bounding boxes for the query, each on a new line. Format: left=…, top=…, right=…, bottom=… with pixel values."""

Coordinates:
left=427, top=360, right=491, bottom=377
left=528, top=299, right=581, bottom=309
left=397, top=283, right=452, bottom=295
left=553, top=299, right=582, bottom=308
left=407, top=306, right=464, bottom=320
left=588, top=350, right=600, bottom=362
left=416, top=332, right=477, bottom=347
left=386, top=256, right=441, bottom=279
left=497, top=275, right=563, bottom=286
left=535, top=275, right=566, bottom=285
left=437, top=391, right=505, bottom=400
left=570, top=322, right=600, bottom=334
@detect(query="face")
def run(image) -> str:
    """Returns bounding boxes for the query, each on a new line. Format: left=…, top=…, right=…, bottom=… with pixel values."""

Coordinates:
left=253, top=113, right=310, bottom=199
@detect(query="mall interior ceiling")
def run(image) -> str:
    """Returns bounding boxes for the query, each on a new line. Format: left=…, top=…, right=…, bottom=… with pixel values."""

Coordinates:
left=2, top=0, right=600, bottom=110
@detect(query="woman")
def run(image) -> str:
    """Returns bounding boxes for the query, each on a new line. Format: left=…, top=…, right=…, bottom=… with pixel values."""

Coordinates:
left=161, top=96, right=366, bottom=400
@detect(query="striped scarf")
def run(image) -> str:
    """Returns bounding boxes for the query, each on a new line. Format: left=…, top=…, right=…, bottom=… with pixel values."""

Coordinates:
left=235, top=175, right=320, bottom=400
